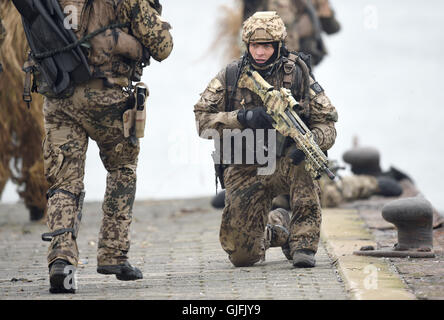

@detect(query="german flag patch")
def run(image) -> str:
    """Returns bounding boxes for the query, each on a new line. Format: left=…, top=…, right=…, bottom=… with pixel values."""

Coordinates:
left=310, top=82, right=324, bottom=94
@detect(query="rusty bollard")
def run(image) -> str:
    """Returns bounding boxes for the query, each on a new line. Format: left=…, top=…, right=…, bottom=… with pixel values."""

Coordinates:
left=382, top=197, right=434, bottom=251
left=354, top=197, right=435, bottom=258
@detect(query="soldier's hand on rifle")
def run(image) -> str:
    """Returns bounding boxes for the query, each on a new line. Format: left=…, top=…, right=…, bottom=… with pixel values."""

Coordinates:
left=288, top=148, right=306, bottom=165
left=237, top=106, right=274, bottom=129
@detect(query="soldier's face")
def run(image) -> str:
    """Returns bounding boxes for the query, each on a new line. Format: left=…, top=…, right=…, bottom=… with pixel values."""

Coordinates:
left=249, top=42, right=275, bottom=64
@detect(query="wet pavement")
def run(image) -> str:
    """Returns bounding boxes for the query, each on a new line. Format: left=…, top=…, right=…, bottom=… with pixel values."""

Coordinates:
left=0, top=198, right=348, bottom=300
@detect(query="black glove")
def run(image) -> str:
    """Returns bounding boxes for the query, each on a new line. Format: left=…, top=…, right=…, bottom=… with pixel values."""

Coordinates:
left=288, top=148, right=306, bottom=165
left=237, top=107, right=274, bottom=129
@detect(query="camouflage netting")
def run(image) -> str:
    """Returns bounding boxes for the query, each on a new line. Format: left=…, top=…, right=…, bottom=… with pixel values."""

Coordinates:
left=0, top=1, right=48, bottom=217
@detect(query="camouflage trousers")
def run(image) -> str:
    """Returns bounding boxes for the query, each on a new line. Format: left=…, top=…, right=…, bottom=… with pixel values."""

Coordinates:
left=220, top=157, right=322, bottom=267
left=43, top=80, right=139, bottom=267
left=320, top=175, right=379, bottom=208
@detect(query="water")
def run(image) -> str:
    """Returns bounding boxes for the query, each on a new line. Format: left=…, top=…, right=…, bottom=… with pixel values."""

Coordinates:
left=2, top=0, right=443, bottom=211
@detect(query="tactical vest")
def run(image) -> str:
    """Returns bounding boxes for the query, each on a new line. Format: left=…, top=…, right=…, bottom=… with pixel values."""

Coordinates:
left=224, top=52, right=312, bottom=158
left=79, top=0, right=144, bottom=88
left=213, top=52, right=313, bottom=190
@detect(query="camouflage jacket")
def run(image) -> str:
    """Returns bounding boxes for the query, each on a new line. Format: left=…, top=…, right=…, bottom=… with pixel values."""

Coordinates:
left=119, top=0, right=173, bottom=62
left=56, top=0, right=173, bottom=87
left=194, top=54, right=338, bottom=160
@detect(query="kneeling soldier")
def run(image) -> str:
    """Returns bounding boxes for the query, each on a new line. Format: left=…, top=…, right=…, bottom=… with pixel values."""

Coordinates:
left=194, top=11, right=338, bottom=268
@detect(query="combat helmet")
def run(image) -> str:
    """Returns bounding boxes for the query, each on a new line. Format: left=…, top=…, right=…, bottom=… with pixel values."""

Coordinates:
left=242, top=11, right=287, bottom=44
left=242, top=11, right=287, bottom=69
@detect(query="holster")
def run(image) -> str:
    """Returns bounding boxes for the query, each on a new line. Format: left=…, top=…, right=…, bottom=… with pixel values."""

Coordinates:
left=22, top=57, right=36, bottom=108
left=123, top=83, right=149, bottom=142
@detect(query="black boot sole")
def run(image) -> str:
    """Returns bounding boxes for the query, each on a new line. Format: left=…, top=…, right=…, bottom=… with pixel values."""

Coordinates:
left=97, top=265, right=143, bottom=281
left=49, top=272, right=76, bottom=294
left=292, top=256, right=316, bottom=268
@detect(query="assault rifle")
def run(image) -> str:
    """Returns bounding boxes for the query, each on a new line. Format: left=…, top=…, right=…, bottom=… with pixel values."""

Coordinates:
left=237, top=67, right=335, bottom=180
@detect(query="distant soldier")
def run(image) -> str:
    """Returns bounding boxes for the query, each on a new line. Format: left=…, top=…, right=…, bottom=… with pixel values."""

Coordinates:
left=318, top=159, right=403, bottom=208
left=0, top=1, right=49, bottom=221
left=242, top=0, right=341, bottom=66
left=195, top=12, right=338, bottom=268
left=213, top=159, right=403, bottom=211
left=13, top=0, right=172, bottom=293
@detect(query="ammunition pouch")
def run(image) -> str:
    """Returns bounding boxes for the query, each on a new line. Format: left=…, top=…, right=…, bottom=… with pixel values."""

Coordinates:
left=42, top=190, right=85, bottom=241
left=88, top=28, right=143, bottom=66
left=33, top=66, right=76, bottom=99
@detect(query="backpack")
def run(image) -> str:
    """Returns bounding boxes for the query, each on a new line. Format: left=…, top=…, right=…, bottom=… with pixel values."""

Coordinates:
left=12, top=0, right=92, bottom=98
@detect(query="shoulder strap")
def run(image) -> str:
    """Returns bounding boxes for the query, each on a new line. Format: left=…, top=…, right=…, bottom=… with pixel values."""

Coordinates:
left=283, top=52, right=298, bottom=89
left=225, top=56, right=246, bottom=112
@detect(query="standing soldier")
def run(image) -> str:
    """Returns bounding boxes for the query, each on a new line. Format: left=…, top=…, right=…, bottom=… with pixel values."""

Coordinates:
left=195, top=12, right=337, bottom=268
left=244, top=0, right=341, bottom=66
left=13, top=0, right=172, bottom=293
left=216, top=0, right=341, bottom=66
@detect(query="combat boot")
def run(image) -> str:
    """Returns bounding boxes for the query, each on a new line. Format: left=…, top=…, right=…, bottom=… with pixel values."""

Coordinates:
left=29, top=206, right=45, bottom=221
left=266, top=208, right=292, bottom=260
left=292, top=249, right=316, bottom=268
left=271, top=194, right=290, bottom=210
left=48, top=259, right=76, bottom=294
left=97, top=261, right=143, bottom=281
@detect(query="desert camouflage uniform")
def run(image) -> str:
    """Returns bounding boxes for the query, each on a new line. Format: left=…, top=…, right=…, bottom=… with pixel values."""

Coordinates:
left=320, top=174, right=379, bottom=208
left=0, top=17, right=4, bottom=73
left=312, top=0, right=336, bottom=18
left=44, top=0, right=172, bottom=267
left=194, top=14, right=337, bottom=266
left=0, top=17, right=4, bottom=46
